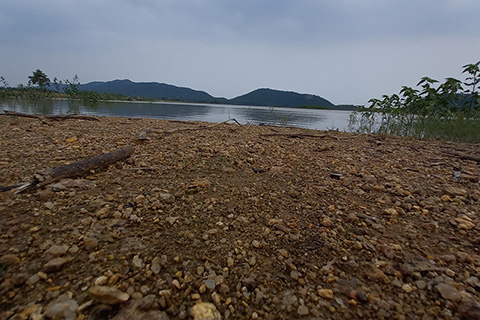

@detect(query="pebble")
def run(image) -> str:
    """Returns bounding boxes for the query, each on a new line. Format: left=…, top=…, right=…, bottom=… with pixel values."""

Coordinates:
left=191, top=302, right=221, bottom=320
left=94, top=276, right=108, bottom=286
left=402, top=284, right=414, bottom=293
left=318, top=289, right=334, bottom=299
left=466, top=276, right=480, bottom=289
left=415, top=280, right=427, bottom=290
left=43, top=257, right=70, bottom=273
left=45, top=244, right=69, bottom=258
left=436, top=283, right=461, bottom=302
left=382, top=208, right=398, bottom=216
left=197, top=266, right=205, bottom=275
left=112, top=300, right=169, bottom=320
left=166, top=216, right=179, bottom=225
left=0, top=254, right=20, bottom=265
left=26, top=273, right=40, bottom=285
left=44, top=294, right=78, bottom=320
left=458, top=296, right=480, bottom=320
left=252, top=240, right=261, bottom=248
left=353, top=241, right=363, bottom=250
left=132, top=255, right=143, bottom=268
left=205, top=279, right=216, bottom=289
left=89, top=286, right=130, bottom=304
left=297, top=305, right=309, bottom=316
left=321, top=217, right=333, bottom=227
left=151, top=257, right=161, bottom=274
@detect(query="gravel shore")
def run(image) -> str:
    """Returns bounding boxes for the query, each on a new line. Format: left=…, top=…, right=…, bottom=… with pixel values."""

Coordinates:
left=0, top=115, right=479, bottom=319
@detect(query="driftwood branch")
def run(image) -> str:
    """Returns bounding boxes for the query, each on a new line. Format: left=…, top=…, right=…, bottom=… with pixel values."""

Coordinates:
left=451, top=152, right=480, bottom=163
left=2, top=110, right=100, bottom=121
left=10, top=145, right=135, bottom=193
left=260, top=132, right=339, bottom=140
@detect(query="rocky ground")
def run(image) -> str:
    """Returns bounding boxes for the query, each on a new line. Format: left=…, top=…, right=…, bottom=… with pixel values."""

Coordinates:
left=0, top=115, right=479, bottom=320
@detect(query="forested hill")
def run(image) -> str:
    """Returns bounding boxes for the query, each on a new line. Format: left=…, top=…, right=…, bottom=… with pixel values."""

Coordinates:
left=80, top=79, right=228, bottom=104
left=78, top=79, right=346, bottom=108
left=228, top=88, right=334, bottom=108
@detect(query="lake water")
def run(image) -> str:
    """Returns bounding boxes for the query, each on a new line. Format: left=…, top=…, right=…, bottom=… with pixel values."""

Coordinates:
left=0, top=99, right=354, bottom=131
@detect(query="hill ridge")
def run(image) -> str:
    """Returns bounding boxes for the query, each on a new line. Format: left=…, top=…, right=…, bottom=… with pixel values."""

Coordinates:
left=78, top=79, right=344, bottom=108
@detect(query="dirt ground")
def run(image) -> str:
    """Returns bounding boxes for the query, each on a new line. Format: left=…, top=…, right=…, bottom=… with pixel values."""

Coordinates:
left=0, top=115, right=479, bottom=320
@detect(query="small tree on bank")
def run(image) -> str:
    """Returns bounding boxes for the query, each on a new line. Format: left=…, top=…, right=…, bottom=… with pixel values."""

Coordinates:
left=28, top=69, right=50, bottom=90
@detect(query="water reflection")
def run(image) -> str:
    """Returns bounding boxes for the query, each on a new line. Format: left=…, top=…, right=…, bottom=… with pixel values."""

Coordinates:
left=0, top=99, right=352, bottom=131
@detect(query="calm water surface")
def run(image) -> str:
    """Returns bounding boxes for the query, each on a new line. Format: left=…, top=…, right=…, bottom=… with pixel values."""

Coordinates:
left=1, top=99, right=353, bottom=131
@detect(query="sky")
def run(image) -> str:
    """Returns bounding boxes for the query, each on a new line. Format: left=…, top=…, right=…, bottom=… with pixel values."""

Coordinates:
left=1, top=0, right=479, bottom=105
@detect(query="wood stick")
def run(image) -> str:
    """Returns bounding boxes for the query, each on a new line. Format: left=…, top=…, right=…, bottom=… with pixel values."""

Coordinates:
left=260, top=132, right=339, bottom=140
left=16, top=145, right=135, bottom=193
left=2, top=110, right=100, bottom=121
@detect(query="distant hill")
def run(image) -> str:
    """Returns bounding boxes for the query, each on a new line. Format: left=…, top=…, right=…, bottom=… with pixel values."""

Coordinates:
left=73, top=79, right=347, bottom=109
left=228, top=88, right=335, bottom=108
left=79, top=79, right=228, bottom=104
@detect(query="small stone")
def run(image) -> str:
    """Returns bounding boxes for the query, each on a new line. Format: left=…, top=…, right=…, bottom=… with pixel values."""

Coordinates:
left=353, top=242, right=363, bottom=250
left=227, top=257, right=234, bottom=267
left=297, top=305, right=309, bottom=316
left=211, top=292, right=221, bottom=306
left=191, top=293, right=201, bottom=300
left=172, top=279, right=181, bottom=289
left=402, top=284, right=414, bottom=293
left=466, top=276, right=480, bottom=288
left=0, top=254, right=20, bottom=265
left=197, top=266, right=205, bottom=275
left=132, top=255, right=143, bottom=268
left=346, top=213, right=359, bottom=223
left=151, top=257, right=161, bottom=274
left=440, top=194, right=452, bottom=202
left=290, top=270, right=300, bottom=281
left=89, top=286, right=130, bottom=305
left=112, top=300, right=169, bottom=320
left=44, top=202, right=55, bottom=210
left=252, top=240, right=261, bottom=248
left=321, top=217, right=333, bottom=227
left=458, top=296, right=480, bottom=320
left=43, top=257, right=70, bottom=273
left=436, top=283, right=461, bottom=302
left=318, top=289, right=334, bottom=299
left=45, top=244, right=69, bottom=258
left=44, top=294, right=78, bottom=320
left=415, top=280, right=427, bottom=290
left=95, top=276, right=109, bottom=286
left=278, top=249, right=289, bottom=258
left=382, top=208, right=398, bottom=216
left=191, top=302, right=221, bottom=320
left=26, top=273, right=40, bottom=285
left=205, top=279, right=216, bottom=290
left=166, top=216, right=179, bottom=225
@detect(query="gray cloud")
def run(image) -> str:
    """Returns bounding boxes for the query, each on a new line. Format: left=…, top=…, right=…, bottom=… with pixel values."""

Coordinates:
left=1, top=0, right=479, bottom=104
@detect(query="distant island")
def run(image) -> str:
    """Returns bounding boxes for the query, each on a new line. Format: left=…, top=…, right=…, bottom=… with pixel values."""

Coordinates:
left=77, top=79, right=358, bottom=110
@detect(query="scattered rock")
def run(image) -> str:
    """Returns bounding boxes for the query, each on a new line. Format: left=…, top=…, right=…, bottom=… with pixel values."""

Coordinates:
left=89, top=286, right=130, bottom=305
left=44, top=294, right=78, bottom=320
left=43, top=257, right=71, bottom=273
left=318, top=289, right=334, bottom=299
left=436, top=283, right=461, bottom=302
left=191, top=302, right=221, bottom=320
left=113, top=300, right=169, bottom=320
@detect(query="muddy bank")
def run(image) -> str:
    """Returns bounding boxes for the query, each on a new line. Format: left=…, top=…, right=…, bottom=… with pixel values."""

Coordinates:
left=0, top=115, right=479, bottom=319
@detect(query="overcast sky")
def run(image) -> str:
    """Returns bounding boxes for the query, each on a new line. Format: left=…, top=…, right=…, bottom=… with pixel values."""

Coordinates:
left=1, top=0, right=479, bottom=105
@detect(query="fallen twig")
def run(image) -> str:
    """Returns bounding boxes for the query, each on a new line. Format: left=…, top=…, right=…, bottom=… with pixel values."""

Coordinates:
left=260, top=132, right=339, bottom=140
left=451, top=152, right=480, bottom=163
left=12, top=145, right=135, bottom=193
left=2, top=110, right=100, bottom=121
